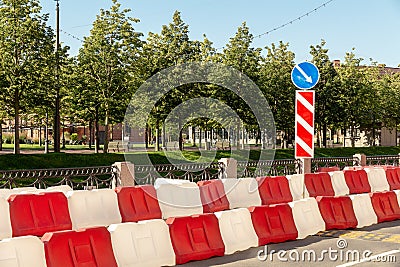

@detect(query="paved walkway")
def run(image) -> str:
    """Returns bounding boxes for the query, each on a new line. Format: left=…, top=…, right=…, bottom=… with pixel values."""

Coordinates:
left=182, top=221, right=400, bottom=266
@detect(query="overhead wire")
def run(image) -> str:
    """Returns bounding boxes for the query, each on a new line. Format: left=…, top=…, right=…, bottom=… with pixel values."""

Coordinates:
left=59, top=0, right=336, bottom=49
left=216, top=0, right=335, bottom=50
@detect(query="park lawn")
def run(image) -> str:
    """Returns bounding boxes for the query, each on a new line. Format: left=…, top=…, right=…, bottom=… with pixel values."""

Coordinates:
left=1, top=143, right=91, bottom=150
left=0, top=146, right=400, bottom=170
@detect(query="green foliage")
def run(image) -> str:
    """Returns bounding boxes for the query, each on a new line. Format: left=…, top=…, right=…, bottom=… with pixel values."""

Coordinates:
left=259, top=41, right=296, bottom=137
left=0, top=3, right=400, bottom=155
left=310, top=40, right=342, bottom=146
left=75, top=0, right=143, bottom=152
left=0, top=0, right=56, bottom=153
left=70, top=133, right=78, bottom=142
left=2, top=133, right=13, bottom=144
left=1, top=147, right=400, bottom=170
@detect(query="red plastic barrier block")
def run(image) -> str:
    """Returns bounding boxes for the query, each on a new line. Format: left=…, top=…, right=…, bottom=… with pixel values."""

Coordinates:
left=166, top=213, right=225, bottom=264
left=8, top=192, right=72, bottom=237
left=370, top=191, right=400, bottom=223
left=115, top=185, right=162, bottom=222
left=318, top=167, right=340, bottom=173
left=198, top=180, right=229, bottom=213
left=305, top=173, right=335, bottom=197
left=316, top=196, right=358, bottom=230
left=386, top=167, right=400, bottom=190
left=248, top=204, right=297, bottom=245
left=42, top=227, right=118, bottom=267
left=344, top=170, right=371, bottom=194
left=256, top=176, right=293, bottom=205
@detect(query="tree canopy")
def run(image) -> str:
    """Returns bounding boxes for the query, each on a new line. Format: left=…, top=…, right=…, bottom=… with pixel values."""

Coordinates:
left=1, top=0, right=400, bottom=153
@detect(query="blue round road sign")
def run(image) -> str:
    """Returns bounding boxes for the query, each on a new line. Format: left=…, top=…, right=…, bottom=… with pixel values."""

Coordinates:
left=291, top=61, right=320, bottom=90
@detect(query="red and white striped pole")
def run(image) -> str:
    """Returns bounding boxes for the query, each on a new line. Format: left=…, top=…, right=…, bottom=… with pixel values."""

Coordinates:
left=295, top=90, right=315, bottom=159
left=291, top=61, right=319, bottom=173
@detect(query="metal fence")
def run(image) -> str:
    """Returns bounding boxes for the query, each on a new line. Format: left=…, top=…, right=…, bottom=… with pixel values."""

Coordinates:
left=134, top=162, right=224, bottom=185
left=0, top=166, right=115, bottom=189
left=311, top=157, right=360, bottom=172
left=238, top=159, right=301, bottom=178
left=366, top=155, right=400, bottom=166
left=2, top=154, right=400, bottom=189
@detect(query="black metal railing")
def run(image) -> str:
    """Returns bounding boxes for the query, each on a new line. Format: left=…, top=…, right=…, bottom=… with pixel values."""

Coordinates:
left=311, top=157, right=359, bottom=172
left=2, top=154, right=400, bottom=189
left=0, top=166, right=115, bottom=189
left=366, top=155, right=400, bottom=166
left=238, top=159, right=302, bottom=178
left=134, top=162, right=224, bottom=185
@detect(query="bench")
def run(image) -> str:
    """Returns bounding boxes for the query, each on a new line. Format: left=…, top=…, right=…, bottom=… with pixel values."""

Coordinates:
left=215, top=141, right=230, bottom=150
left=107, top=141, right=126, bottom=153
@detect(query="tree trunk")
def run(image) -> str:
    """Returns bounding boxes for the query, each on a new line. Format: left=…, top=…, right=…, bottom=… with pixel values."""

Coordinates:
left=39, top=123, right=42, bottom=146
left=0, top=120, right=2, bottom=151
left=103, top=108, right=110, bottom=154
left=343, top=127, right=346, bottom=148
left=192, top=126, right=196, bottom=147
left=88, top=120, right=93, bottom=149
left=145, top=124, right=148, bottom=149
left=322, top=123, right=327, bottom=148
left=94, top=106, right=100, bottom=153
left=199, top=128, right=202, bottom=149
left=236, top=121, right=240, bottom=149
left=179, top=121, right=183, bottom=151
left=155, top=122, right=160, bottom=152
left=372, top=123, right=376, bottom=146
left=351, top=124, right=355, bottom=148
left=45, top=112, right=49, bottom=154
left=179, top=129, right=183, bottom=151
left=14, top=88, right=20, bottom=154
left=241, top=125, right=245, bottom=149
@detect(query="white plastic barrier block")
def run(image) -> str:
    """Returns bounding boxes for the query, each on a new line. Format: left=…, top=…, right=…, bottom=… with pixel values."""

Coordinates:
left=349, top=193, right=377, bottom=228
left=289, top=197, right=325, bottom=239
left=222, top=178, right=261, bottom=209
left=45, top=185, right=73, bottom=195
left=365, top=168, right=390, bottom=192
left=154, top=178, right=191, bottom=188
left=214, top=208, right=258, bottom=255
left=394, top=190, right=400, bottom=208
left=0, top=236, right=46, bottom=267
left=108, top=220, right=175, bottom=267
left=67, top=189, right=122, bottom=229
left=156, top=181, right=203, bottom=219
left=286, top=174, right=305, bottom=201
left=0, top=187, right=39, bottom=199
left=0, top=197, right=12, bottom=240
left=329, top=171, right=350, bottom=196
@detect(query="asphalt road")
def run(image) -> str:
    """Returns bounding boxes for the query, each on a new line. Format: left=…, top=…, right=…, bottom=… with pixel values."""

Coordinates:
left=182, top=220, right=400, bottom=267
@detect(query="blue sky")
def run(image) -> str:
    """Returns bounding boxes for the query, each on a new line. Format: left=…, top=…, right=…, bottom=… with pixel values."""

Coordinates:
left=40, top=0, right=400, bottom=67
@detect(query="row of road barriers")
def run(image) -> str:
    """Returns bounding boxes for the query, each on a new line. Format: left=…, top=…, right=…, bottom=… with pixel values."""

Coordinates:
left=0, top=154, right=400, bottom=189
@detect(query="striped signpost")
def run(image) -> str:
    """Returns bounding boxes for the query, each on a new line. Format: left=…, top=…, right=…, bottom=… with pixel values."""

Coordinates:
left=295, top=91, right=315, bottom=158
left=291, top=62, right=319, bottom=159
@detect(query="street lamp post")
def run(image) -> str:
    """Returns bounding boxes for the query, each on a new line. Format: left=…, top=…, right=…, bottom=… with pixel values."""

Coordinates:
left=53, top=0, right=61, bottom=152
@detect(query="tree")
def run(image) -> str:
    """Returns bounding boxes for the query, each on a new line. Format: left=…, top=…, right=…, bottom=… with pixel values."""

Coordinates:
left=378, top=71, right=400, bottom=132
left=77, top=0, right=143, bottom=153
left=310, top=40, right=342, bottom=147
left=0, top=0, right=55, bottom=154
left=221, top=22, right=262, bottom=147
left=259, top=41, right=296, bottom=146
left=140, top=11, right=199, bottom=151
left=335, top=50, right=376, bottom=147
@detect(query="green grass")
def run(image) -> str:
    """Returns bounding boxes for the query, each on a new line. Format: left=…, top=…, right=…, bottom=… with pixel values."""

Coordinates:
left=1, top=143, right=92, bottom=151
left=0, top=146, right=400, bottom=170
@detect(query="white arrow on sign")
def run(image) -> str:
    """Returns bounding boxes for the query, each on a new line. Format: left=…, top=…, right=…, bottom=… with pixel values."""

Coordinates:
left=295, top=65, right=312, bottom=83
